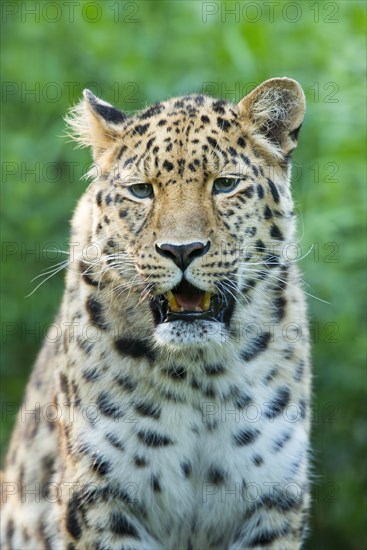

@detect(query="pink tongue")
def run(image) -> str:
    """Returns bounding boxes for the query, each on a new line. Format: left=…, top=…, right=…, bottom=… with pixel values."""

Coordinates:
left=174, top=292, right=203, bottom=309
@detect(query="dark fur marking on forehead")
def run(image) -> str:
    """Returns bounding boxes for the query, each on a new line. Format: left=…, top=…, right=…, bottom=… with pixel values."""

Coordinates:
left=124, top=155, right=137, bottom=168
left=212, top=100, right=226, bottom=114
left=146, top=137, right=155, bottom=150
left=140, top=103, right=164, bottom=119
left=117, top=145, right=128, bottom=159
left=240, top=153, right=251, bottom=166
left=195, top=95, right=205, bottom=105
left=133, top=123, right=150, bottom=136
left=163, top=160, right=174, bottom=172
left=217, top=117, right=231, bottom=132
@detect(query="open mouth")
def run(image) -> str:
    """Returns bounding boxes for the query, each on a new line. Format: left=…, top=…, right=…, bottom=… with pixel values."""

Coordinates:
left=150, top=279, right=235, bottom=325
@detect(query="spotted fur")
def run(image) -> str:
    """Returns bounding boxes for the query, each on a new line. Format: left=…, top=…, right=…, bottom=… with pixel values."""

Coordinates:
left=1, top=78, right=311, bottom=549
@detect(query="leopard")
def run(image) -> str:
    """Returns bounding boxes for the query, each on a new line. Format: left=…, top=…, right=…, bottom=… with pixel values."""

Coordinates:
left=1, top=77, right=311, bottom=550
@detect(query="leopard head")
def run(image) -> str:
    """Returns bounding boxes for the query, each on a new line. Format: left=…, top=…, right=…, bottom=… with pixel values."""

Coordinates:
left=66, top=78, right=305, bottom=352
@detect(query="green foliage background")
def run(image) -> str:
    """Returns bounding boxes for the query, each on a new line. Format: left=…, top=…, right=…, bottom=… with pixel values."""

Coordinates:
left=1, top=1, right=366, bottom=548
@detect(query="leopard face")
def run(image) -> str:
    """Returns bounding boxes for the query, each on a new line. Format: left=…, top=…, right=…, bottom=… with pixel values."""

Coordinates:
left=67, top=79, right=305, bottom=351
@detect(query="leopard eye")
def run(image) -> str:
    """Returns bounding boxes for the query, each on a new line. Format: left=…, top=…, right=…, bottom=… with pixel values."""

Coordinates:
left=128, top=183, right=154, bottom=199
left=212, top=177, right=240, bottom=195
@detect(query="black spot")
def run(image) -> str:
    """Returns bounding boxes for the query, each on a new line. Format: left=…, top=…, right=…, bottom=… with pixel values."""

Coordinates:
left=110, top=512, right=140, bottom=537
left=252, top=454, right=263, bottom=467
left=273, top=431, right=292, bottom=452
left=97, top=392, right=123, bottom=419
left=248, top=529, right=283, bottom=546
left=6, top=519, right=14, bottom=544
left=201, top=115, right=210, bottom=124
left=241, top=332, right=271, bottom=362
left=133, top=123, right=149, bottom=135
left=106, top=432, right=125, bottom=451
left=146, top=137, right=155, bottom=150
left=96, top=191, right=102, bottom=206
left=115, top=374, right=137, bottom=393
left=114, top=338, right=155, bottom=361
left=124, top=155, right=137, bottom=168
left=164, top=366, right=187, bottom=380
left=134, top=401, right=161, bottom=419
left=255, top=239, right=266, bottom=252
left=163, top=159, right=174, bottom=171
left=274, top=295, right=287, bottom=321
left=233, top=428, right=260, bottom=446
left=79, top=261, right=99, bottom=286
left=204, top=363, right=226, bottom=376
left=299, top=399, right=307, bottom=419
left=267, top=178, right=280, bottom=203
left=134, top=455, right=148, bottom=467
left=234, top=392, right=252, bottom=409
left=245, top=226, right=257, bottom=237
left=105, top=193, right=112, bottom=205
left=265, top=387, right=291, bottom=419
left=86, top=296, right=106, bottom=330
left=208, top=466, right=225, bottom=484
left=294, top=360, right=305, bottom=382
left=181, top=462, right=191, bottom=477
left=66, top=495, right=82, bottom=540
left=158, top=119, right=166, bottom=126
left=91, top=456, right=111, bottom=476
left=270, top=224, right=284, bottom=240
left=228, top=146, right=238, bottom=157
left=177, top=158, right=185, bottom=175
left=119, top=209, right=128, bottom=218
left=264, top=205, right=273, bottom=219
left=217, top=117, right=230, bottom=132
left=141, top=103, right=163, bottom=119
left=256, top=184, right=264, bottom=199
left=117, top=144, right=128, bottom=159
left=244, top=185, right=254, bottom=198
left=207, top=136, right=218, bottom=148
left=60, top=373, right=69, bottom=394
left=240, top=153, right=251, bottom=165
left=237, top=137, right=246, bottom=148
left=151, top=475, right=161, bottom=492
left=137, top=430, right=173, bottom=447
left=212, top=100, right=226, bottom=114
left=251, top=164, right=259, bottom=177
left=264, top=489, right=303, bottom=512
left=204, top=386, right=216, bottom=399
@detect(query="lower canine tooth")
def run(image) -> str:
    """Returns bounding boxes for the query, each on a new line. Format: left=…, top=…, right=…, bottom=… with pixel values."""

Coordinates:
left=201, top=291, right=211, bottom=311
left=166, top=290, right=180, bottom=312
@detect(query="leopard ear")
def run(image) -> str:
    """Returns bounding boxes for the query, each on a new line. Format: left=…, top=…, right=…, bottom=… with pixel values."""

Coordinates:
left=65, top=89, right=126, bottom=160
left=238, top=78, right=306, bottom=160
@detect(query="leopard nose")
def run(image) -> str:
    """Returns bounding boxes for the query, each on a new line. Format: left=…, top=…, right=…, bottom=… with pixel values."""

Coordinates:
left=155, top=241, right=210, bottom=271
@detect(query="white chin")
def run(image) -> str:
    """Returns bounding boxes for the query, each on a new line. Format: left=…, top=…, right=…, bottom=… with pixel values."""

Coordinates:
left=154, top=320, right=228, bottom=351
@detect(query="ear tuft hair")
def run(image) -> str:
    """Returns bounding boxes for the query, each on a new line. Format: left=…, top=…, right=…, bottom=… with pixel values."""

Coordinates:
left=238, top=78, right=306, bottom=160
left=64, top=89, right=126, bottom=159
